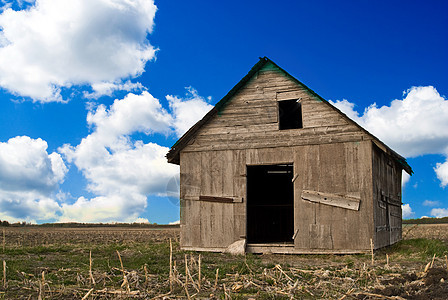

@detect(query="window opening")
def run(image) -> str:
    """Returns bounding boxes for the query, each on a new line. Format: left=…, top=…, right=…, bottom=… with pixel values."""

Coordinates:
left=279, top=99, right=302, bottom=130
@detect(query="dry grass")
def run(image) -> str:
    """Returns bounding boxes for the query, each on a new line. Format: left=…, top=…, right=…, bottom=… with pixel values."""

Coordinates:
left=0, top=225, right=447, bottom=299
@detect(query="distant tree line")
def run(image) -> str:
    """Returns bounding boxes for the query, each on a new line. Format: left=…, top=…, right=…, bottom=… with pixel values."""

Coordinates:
left=0, top=220, right=29, bottom=227
left=0, top=220, right=179, bottom=228
left=37, top=222, right=178, bottom=228
left=403, top=217, right=448, bottom=224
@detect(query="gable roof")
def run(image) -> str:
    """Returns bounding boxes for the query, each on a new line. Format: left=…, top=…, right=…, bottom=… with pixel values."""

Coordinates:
left=166, top=57, right=412, bottom=175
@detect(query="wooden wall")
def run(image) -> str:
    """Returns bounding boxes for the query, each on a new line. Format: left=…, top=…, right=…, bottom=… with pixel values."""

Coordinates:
left=180, top=150, right=246, bottom=250
left=182, top=63, right=365, bottom=153
left=178, top=62, right=395, bottom=252
left=372, top=144, right=403, bottom=248
left=180, top=141, right=374, bottom=252
left=293, top=141, right=373, bottom=251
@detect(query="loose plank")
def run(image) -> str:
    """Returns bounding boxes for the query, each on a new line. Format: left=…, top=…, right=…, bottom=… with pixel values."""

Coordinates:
left=301, top=190, right=361, bottom=211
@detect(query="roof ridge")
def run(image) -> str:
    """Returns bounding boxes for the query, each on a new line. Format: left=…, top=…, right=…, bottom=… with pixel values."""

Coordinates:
left=166, top=57, right=412, bottom=174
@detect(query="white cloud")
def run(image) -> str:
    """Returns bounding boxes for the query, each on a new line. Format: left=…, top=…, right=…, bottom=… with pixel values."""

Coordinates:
left=134, top=217, right=150, bottom=224
left=0, top=87, right=212, bottom=223
left=58, top=88, right=212, bottom=222
left=430, top=208, right=448, bottom=218
left=167, top=87, right=213, bottom=137
left=0, top=0, right=157, bottom=102
left=423, top=200, right=440, bottom=207
left=330, top=86, right=448, bottom=186
left=402, top=170, right=410, bottom=187
left=59, top=194, right=148, bottom=223
left=59, top=91, right=180, bottom=222
left=84, top=81, right=145, bottom=99
left=85, top=91, right=173, bottom=144
left=402, top=204, right=414, bottom=219
left=330, top=86, right=448, bottom=158
left=169, top=220, right=180, bottom=225
left=0, top=136, right=67, bottom=222
left=435, top=160, right=448, bottom=187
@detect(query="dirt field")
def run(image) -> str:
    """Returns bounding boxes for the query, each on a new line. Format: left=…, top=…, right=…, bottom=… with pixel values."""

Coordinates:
left=0, top=225, right=447, bottom=299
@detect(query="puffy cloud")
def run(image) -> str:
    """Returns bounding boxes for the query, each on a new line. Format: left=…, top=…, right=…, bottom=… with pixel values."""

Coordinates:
left=330, top=86, right=448, bottom=158
left=435, top=160, right=448, bottom=187
left=0, top=88, right=212, bottom=223
left=134, top=217, right=150, bottom=224
left=59, top=92, right=180, bottom=222
left=0, top=136, right=66, bottom=192
left=59, top=194, right=148, bottom=223
left=330, top=86, right=448, bottom=186
left=430, top=208, right=448, bottom=218
left=85, top=91, right=173, bottom=145
left=0, top=136, right=67, bottom=222
left=402, top=204, right=414, bottom=219
left=0, top=0, right=157, bottom=102
left=83, top=81, right=145, bottom=99
left=167, top=87, right=213, bottom=137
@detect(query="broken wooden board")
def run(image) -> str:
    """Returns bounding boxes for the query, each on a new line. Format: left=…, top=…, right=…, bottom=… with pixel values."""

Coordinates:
left=301, top=190, right=360, bottom=211
left=199, top=196, right=233, bottom=203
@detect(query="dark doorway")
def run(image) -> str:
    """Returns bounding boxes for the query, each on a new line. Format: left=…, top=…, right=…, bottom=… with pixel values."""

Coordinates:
left=247, top=164, right=294, bottom=243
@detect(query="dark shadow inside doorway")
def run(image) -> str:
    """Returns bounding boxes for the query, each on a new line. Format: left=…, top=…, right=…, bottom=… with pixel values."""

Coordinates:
left=247, top=164, right=294, bottom=244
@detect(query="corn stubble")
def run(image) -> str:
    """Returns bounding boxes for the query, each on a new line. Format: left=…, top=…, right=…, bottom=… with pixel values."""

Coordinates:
left=0, top=225, right=447, bottom=299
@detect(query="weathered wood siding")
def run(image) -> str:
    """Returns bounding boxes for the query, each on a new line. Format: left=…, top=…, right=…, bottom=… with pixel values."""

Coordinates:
left=294, top=141, right=374, bottom=251
left=179, top=62, right=379, bottom=252
left=180, top=150, right=244, bottom=249
left=372, top=144, right=403, bottom=248
left=182, top=62, right=366, bottom=153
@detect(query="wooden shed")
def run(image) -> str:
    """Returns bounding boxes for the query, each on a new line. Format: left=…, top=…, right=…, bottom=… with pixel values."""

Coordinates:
left=166, top=57, right=412, bottom=254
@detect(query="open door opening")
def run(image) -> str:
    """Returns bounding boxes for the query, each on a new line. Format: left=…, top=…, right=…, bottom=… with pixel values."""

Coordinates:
left=247, top=164, right=294, bottom=244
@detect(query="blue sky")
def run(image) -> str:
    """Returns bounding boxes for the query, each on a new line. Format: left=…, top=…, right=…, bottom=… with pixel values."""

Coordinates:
left=0, top=0, right=447, bottom=223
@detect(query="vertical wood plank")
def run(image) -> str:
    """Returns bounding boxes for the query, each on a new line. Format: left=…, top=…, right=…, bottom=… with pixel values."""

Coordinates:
left=200, top=201, right=211, bottom=248
left=358, top=141, right=374, bottom=249
left=211, top=202, right=224, bottom=247
left=185, top=152, right=202, bottom=198
left=201, top=152, right=212, bottom=196
left=233, top=150, right=246, bottom=239
left=294, top=145, right=307, bottom=248
left=222, top=203, right=235, bottom=245
left=182, top=200, right=192, bottom=247
left=222, top=150, right=234, bottom=197
left=210, top=151, right=223, bottom=196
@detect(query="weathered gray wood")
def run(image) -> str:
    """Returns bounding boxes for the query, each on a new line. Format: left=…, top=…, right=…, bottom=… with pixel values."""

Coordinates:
left=276, top=90, right=304, bottom=100
left=201, top=152, right=212, bottom=196
left=301, top=190, right=361, bottom=211
left=210, top=151, right=223, bottom=196
left=246, top=245, right=368, bottom=254
left=186, top=132, right=366, bottom=153
left=222, top=203, right=235, bottom=245
left=233, top=150, right=246, bottom=240
left=181, top=152, right=201, bottom=198
left=309, top=224, right=332, bottom=249
left=174, top=60, right=404, bottom=254
left=358, top=140, right=374, bottom=249
left=210, top=202, right=223, bottom=247
left=200, top=201, right=211, bottom=248
left=222, top=150, right=234, bottom=197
